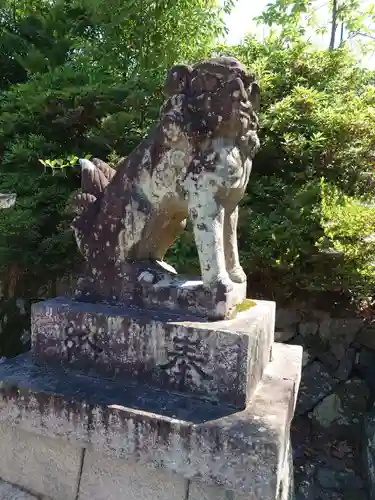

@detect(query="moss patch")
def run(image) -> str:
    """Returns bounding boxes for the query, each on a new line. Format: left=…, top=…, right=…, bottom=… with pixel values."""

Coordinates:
left=230, top=298, right=257, bottom=319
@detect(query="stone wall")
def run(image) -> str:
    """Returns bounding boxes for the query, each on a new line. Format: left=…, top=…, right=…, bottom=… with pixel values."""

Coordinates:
left=275, top=305, right=375, bottom=500
left=2, top=291, right=374, bottom=500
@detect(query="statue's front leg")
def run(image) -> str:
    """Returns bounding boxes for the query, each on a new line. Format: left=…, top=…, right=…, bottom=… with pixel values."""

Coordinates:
left=224, top=206, right=246, bottom=283
left=188, top=188, right=231, bottom=289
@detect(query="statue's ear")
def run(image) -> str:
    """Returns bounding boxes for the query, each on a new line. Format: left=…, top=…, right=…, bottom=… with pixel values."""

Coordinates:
left=249, top=82, right=260, bottom=113
left=164, top=64, right=193, bottom=97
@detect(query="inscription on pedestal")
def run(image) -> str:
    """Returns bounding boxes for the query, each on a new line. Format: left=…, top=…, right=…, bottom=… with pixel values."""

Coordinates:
left=63, top=323, right=104, bottom=362
left=32, top=297, right=275, bottom=408
left=160, top=334, right=213, bottom=391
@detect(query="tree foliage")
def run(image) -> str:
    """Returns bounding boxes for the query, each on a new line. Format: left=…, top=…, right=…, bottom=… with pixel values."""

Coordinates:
left=0, top=0, right=229, bottom=356
left=257, top=0, right=375, bottom=51
left=169, top=37, right=375, bottom=304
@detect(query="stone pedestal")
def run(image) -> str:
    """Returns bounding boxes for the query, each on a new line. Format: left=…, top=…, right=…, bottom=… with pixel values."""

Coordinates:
left=31, top=297, right=274, bottom=408
left=0, top=295, right=302, bottom=500
left=74, top=261, right=248, bottom=321
left=364, top=404, right=375, bottom=500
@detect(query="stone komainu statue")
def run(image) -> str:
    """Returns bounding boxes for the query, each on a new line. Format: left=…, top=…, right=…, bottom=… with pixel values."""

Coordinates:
left=70, top=57, right=260, bottom=291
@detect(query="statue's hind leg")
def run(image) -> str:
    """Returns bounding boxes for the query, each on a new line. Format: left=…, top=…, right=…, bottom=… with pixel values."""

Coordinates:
left=132, top=209, right=187, bottom=262
left=152, top=214, right=187, bottom=261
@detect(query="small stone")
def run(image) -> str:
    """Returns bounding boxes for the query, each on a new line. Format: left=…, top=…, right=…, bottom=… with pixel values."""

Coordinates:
left=312, top=378, right=369, bottom=441
left=316, top=467, right=337, bottom=489
left=334, top=348, right=356, bottom=381
left=316, top=350, right=339, bottom=371
left=357, top=326, right=375, bottom=350
left=275, top=308, right=299, bottom=331
left=355, top=347, right=375, bottom=391
left=364, top=405, right=375, bottom=500
left=294, top=462, right=316, bottom=500
left=317, top=490, right=366, bottom=500
left=299, top=321, right=319, bottom=338
left=312, top=393, right=341, bottom=428
left=318, top=318, right=332, bottom=341
left=289, top=335, right=305, bottom=347
left=289, top=335, right=315, bottom=366
left=295, top=361, right=339, bottom=416
left=328, top=318, right=363, bottom=360
left=295, top=478, right=315, bottom=500
left=291, top=416, right=312, bottom=462
left=316, top=467, right=363, bottom=490
left=302, top=350, right=314, bottom=368
left=275, top=330, right=296, bottom=343
left=0, top=193, right=16, bottom=209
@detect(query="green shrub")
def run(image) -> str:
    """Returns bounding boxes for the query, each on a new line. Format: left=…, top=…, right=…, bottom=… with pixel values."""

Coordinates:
left=168, top=38, right=375, bottom=304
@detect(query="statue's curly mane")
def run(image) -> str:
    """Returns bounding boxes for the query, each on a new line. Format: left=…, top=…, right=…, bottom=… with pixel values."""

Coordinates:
left=161, top=56, right=260, bottom=158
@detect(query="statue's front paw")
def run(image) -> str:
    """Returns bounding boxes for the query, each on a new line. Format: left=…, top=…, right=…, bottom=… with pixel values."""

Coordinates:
left=210, top=274, right=234, bottom=293
left=228, top=266, right=247, bottom=284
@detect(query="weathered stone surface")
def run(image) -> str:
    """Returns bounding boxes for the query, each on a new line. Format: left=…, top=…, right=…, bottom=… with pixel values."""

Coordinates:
left=334, top=347, right=356, bottom=381
left=362, top=396, right=375, bottom=500
left=298, top=321, right=318, bottom=338
left=31, top=297, right=274, bottom=408
left=316, top=489, right=366, bottom=500
left=312, top=378, right=369, bottom=439
left=298, top=316, right=362, bottom=367
left=78, top=452, right=188, bottom=500
left=295, top=361, right=338, bottom=416
left=67, top=57, right=261, bottom=320
left=289, top=335, right=315, bottom=368
left=301, top=351, right=314, bottom=368
left=275, top=308, right=299, bottom=328
left=294, top=463, right=316, bottom=500
left=0, top=480, right=37, bottom=500
left=275, top=308, right=299, bottom=332
left=189, top=482, right=245, bottom=499
left=189, top=441, right=293, bottom=500
left=364, top=404, right=375, bottom=500
left=0, top=423, right=82, bottom=500
left=356, top=346, right=375, bottom=392
left=277, top=441, right=294, bottom=500
left=0, top=342, right=302, bottom=498
left=75, top=263, right=248, bottom=321
left=319, top=318, right=362, bottom=360
left=0, top=193, right=16, bottom=209
left=357, top=325, right=375, bottom=350
left=275, top=330, right=295, bottom=343
left=316, top=467, right=363, bottom=490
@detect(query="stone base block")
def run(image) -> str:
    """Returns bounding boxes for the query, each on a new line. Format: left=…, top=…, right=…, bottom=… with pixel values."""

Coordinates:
left=0, top=424, right=82, bottom=500
left=31, top=297, right=275, bottom=408
left=0, top=342, right=302, bottom=499
left=0, top=480, right=38, bottom=500
left=74, top=261, right=247, bottom=320
left=189, top=442, right=293, bottom=500
left=78, top=452, right=188, bottom=500
left=364, top=405, right=375, bottom=500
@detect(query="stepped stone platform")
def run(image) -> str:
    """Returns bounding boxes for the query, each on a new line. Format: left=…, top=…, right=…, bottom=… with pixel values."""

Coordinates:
left=0, top=294, right=302, bottom=500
